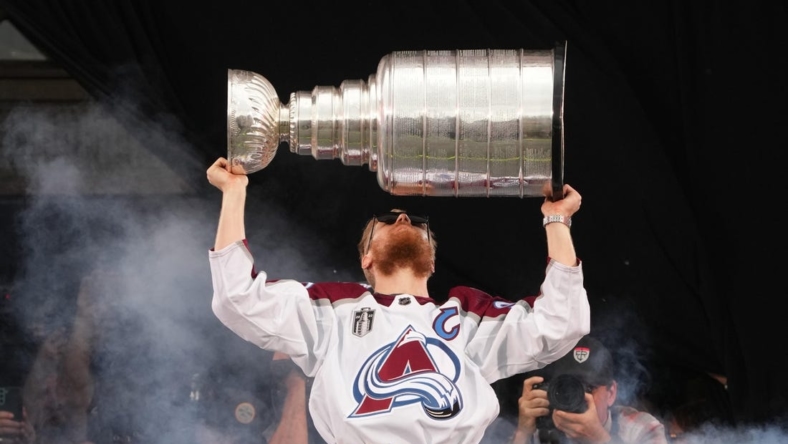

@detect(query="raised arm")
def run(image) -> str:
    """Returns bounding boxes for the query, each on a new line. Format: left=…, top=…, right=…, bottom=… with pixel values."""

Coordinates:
left=541, top=184, right=582, bottom=266
left=207, top=157, right=249, bottom=250
left=207, top=157, right=334, bottom=376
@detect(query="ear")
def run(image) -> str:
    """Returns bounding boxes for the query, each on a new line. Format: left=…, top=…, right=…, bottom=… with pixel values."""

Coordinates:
left=361, top=254, right=373, bottom=270
left=607, top=381, right=618, bottom=406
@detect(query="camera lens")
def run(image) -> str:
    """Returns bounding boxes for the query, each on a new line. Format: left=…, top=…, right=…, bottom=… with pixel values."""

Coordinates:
left=547, top=374, right=588, bottom=414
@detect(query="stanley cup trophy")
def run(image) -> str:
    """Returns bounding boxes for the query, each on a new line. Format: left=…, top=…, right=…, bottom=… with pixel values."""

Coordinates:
left=227, top=42, right=566, bottom=198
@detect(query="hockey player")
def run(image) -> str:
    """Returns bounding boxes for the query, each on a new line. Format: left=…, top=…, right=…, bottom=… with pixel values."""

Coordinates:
left=206, top=157, right=590, bottom=444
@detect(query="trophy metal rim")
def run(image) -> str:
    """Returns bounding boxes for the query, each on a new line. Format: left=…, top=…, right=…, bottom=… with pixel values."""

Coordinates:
left=551, top=41, right=567, bottom=201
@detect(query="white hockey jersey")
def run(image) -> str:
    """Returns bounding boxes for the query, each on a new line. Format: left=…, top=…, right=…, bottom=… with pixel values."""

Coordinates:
left=210, top=240, right=590, bottom=444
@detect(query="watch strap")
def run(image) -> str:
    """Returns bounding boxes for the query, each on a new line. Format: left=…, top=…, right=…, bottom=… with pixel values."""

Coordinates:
left=543, top=215, right=571, bottom=228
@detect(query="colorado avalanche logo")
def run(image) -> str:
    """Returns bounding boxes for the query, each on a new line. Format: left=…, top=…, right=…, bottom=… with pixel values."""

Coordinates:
left=350, top=326, right=463, bottom=420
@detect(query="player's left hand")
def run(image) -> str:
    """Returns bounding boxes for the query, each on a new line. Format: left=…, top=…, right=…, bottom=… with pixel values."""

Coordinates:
left=552, top=393, right=610, bottom=444
left=541, top=183, right=582, bottom=219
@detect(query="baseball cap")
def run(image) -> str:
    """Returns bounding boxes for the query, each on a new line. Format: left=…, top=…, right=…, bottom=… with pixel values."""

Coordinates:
left=542, top=336, right=615, bottom=387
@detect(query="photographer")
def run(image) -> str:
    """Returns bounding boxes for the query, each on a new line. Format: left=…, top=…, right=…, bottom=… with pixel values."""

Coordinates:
left=511, top=336, right=666, bottom=444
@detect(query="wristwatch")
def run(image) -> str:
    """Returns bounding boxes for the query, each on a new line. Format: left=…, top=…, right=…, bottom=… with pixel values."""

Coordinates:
left=542, top=215, right=571, bottom=228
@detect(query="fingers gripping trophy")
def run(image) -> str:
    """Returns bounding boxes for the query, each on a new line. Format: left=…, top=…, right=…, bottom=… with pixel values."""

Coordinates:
left=226, top=42, right=568, bottom=200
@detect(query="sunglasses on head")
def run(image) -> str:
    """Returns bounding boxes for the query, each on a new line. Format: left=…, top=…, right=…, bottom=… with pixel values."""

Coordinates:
left=365, top=211, right=430, bottom=253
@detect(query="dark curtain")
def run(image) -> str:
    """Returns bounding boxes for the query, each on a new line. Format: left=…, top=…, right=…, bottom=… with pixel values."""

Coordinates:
left=2, top=0, right=786, bottom=424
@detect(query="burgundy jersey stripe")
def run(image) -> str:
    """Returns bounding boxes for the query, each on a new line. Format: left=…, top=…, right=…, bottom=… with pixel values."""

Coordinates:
left=305, top=282, right=371, bottom=303
left=371, top=293, right=436, bottom=307
left=448, top=286, right=516, bottom=318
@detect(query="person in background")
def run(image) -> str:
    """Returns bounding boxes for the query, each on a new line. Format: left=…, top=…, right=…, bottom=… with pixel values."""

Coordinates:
left=511, top=335, right=667, bottom=444
left=664, top=372, right=733, bottom=443
left=266, top=351, right=325, bottom=444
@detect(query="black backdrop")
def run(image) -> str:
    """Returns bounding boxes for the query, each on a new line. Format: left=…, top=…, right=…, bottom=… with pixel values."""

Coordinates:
left=2, top=0, right=786, bottom=425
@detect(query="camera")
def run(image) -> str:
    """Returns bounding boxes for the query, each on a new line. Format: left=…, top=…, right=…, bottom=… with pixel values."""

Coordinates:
left=0, top=386, right=23, bottom=420
left=533, top=374, right=589, bottom=442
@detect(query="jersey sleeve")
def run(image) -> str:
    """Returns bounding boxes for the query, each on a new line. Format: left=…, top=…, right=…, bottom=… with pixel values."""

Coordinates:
left=209, top=240, right=333, bottom=377
left=463, top=259, right=590, bottom=383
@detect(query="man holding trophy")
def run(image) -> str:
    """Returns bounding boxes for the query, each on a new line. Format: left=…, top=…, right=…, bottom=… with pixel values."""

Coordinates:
left=209, top=43, right=588, bottom=443
left=206, top=156, right=588, bottom=443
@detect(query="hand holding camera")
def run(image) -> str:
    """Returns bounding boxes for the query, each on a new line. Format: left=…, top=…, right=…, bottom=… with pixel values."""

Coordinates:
left=533, top=373, right=590, bottom=432
left=0, top=387, right=35, bottom=444
left=516, top=376, right=550, bottom=437
left=551, top=398, right=610, bottom=444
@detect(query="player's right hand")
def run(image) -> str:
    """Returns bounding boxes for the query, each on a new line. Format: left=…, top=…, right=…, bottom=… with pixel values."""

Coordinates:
left=516, top=376, right=551, bottom=435
left=207, top=157, right=248, bottom=192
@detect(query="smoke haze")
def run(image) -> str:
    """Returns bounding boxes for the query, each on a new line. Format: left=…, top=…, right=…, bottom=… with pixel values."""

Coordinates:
left=0, top=97, right=359, bottom=443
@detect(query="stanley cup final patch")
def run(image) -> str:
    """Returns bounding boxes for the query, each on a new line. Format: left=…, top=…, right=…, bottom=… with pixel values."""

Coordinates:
left=574, top=347, right=590, bottom=363
left=353, top=307, right=376, bottom=337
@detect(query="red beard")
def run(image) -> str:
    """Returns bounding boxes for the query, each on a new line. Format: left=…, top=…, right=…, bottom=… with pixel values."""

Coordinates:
left=371, top=224, right=433, bottom=278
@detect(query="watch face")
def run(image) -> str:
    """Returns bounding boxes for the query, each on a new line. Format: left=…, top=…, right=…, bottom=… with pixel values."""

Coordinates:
left=234, top=402, right=256, bottom=424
